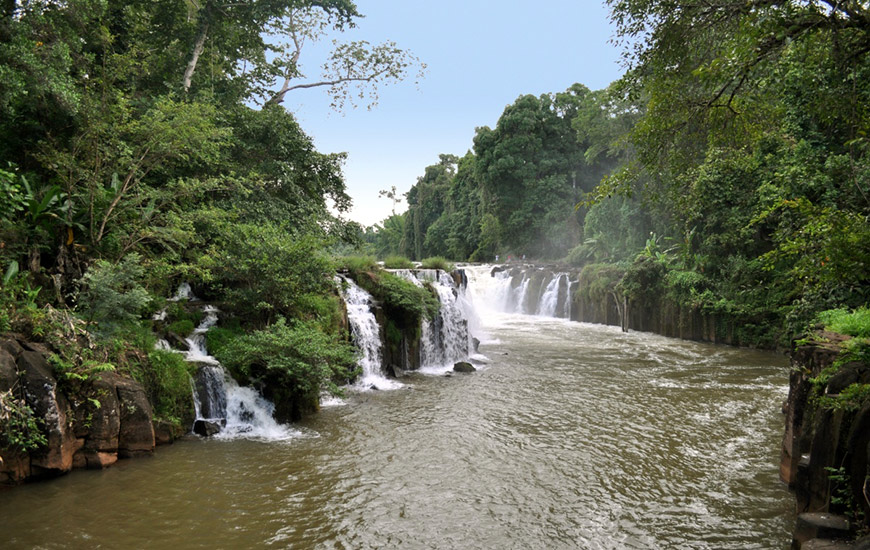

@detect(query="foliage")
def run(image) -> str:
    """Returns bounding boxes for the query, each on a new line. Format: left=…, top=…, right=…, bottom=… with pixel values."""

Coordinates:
left=576, top=263, right=626, bottom=303
left=348, top=268, right=440, bottom=333
left=382, top=255, right=415, bottom=269
left=419, top=257, right=454, bottom=271
left=166, top=319, right=195, bottom=338
left=211, top=317, right=358, bottom=416
left=137, top=350, right=195, bottom=425
left=817, top=308, right=870, bottom=339
left=0, top=389, right=47, bottom=453
left=336, top=255, right=379, bottom=274
left=76, top=254, right=151, bottom=335
left=202, top=224, right=336, bottom=325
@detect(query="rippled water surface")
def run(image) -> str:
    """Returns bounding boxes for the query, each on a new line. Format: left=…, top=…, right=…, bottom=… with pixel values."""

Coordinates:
left=1, top=315, right=792, bottom=549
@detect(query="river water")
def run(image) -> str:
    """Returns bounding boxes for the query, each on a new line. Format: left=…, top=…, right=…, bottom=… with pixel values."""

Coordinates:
left=0, top=272, right=793, bottom=549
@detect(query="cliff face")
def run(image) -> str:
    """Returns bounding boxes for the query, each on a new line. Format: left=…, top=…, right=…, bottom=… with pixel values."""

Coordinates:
left=781, top=333, right=870, bottom=548
left=0, top=335, right=157, bottom=487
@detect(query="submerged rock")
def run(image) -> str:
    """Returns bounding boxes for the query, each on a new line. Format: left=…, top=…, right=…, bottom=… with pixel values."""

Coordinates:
left=453, top=361, right=476, bottom=373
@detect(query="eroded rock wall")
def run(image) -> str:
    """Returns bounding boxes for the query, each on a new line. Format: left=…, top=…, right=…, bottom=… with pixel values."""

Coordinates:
left=0, top=335, right=156, bottom=487
left=782, top=334, right=870, bottom=548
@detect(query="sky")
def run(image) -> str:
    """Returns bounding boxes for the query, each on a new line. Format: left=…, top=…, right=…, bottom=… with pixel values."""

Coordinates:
left=281, top=1, right=625, bottom=227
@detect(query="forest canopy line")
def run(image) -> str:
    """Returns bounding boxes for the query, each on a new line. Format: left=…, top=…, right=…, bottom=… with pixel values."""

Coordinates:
left=0, top=0, right=867, bottom=434
left=365, top=0, right=870, bottom=346
left=0, top=0, right=426, bottom=425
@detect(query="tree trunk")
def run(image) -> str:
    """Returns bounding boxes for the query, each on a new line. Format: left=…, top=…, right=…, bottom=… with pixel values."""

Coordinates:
left=183, top=20, right=209, bottom=92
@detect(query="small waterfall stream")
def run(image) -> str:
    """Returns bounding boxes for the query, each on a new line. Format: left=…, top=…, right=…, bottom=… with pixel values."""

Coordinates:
left=162, top=286, right=298, bottom=440
left=338, top=276, right=403, bottom=391
left=392, top=269, right=476, bottom=374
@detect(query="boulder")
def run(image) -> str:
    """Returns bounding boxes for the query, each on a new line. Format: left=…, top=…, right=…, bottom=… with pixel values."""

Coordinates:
left=472, top=337, right=480, bottom=354
left=77, top=372, right=122, bottom=469
left=825, top=364, right=860, bottom=395
left=0, top=452, right=30, bottom=486
left=0, top=337, right=24, bottom=359
left=453, top=361, right=476, bottom=373
left=165, top=331, right=190, bottom=352
left=793, top=513, right=851, bottom=548
left=153, top=419, right=185, bottom=445
left=0, top=348, right=18, bottom=392
left=18, top=350, right=78, bottom=477
left=193, top=419, right=224, bottom=437
left=112, top=374, right=155, bottom=457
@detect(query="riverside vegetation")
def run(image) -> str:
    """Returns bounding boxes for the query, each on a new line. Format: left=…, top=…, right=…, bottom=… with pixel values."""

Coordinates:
left=0, top=3, right=868, bottom=538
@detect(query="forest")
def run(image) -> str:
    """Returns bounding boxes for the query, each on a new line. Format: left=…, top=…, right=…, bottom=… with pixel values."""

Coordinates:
left=366, top=0, right=870, bottom=347
left=1, top=0, right=869, bottom=445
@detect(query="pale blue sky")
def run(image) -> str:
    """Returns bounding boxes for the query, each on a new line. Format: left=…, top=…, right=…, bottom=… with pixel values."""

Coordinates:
left=282, top=1, right=624, bottom=226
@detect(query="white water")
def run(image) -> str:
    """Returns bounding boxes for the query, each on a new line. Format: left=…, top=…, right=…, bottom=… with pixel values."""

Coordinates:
left=468, top=265, right=572, bottom=319
left=536, top=273, right=563, bottom=316
left=169, top=285, right=298, bottom=441
left=337, top=276, right=403, bottom=391
left=391, top=269, right=476, bottom=374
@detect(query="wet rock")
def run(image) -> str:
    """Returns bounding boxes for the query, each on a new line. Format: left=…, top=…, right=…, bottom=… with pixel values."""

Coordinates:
left=193, top=419, right=225, bottom=437
left=453, top=361, right=476, bottom=373
left=801, top=539, right=856, bottom=550
left=490, top=265, right=506, bottom=276
left=793, top=513, right=851, bottom=548
left=165, top=331, right=190, bottom=352
left=472, top=337, right=480, bottom=353
left=77, top=372, right=121, bottom=468
left=153, top=419, right=184, bottom=445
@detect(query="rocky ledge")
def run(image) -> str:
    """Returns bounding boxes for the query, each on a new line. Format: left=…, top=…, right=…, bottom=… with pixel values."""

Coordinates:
left=0, top=335, right=158, bottom=487
left=781, top=332, right=870, bottom=549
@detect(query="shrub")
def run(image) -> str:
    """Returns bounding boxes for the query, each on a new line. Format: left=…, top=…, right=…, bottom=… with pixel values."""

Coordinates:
left=0, top=389, right=47, bottom=452
left=167, top=319, right=195, bottom=337
left=336, top=254, right=379, bottom=273
left=76, top=253, right=152, bottom=335
left=816, top=307, right=870, bottom=338
left=212, top=317, right=359, bottom=420
left=139, top=349, right=195, bottom=425
left=383, top=255, right=415, bottom=269
left=352, top=270, right=440, bottom=332
left=420, top=256, right=454, bottom=271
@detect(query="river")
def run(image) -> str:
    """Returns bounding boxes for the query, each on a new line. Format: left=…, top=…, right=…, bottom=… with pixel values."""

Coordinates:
left=0, top=268, right=793, bottom=549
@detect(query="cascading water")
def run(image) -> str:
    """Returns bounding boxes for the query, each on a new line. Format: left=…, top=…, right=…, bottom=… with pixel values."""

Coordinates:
left=164, top=286, right=298, bottom=440
left=337, top=276, right=403, bottom=391
left=390, top=269, right=476, bottom=373
left=469, top=265, right=574, bottom=319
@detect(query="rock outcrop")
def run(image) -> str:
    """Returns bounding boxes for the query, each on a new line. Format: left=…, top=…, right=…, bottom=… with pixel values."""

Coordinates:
left=0, top=335, right=157, bottom=487
left=781, top=332, right=870, bottom=549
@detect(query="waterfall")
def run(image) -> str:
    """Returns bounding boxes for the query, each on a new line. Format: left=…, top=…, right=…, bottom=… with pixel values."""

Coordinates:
left=466, top=265, right=575, bottom=319
left=337, top=276, right=403, bottom=391
left=420, top=271, right=471, bottom=371
left=165, top=285, right=298, bottom=440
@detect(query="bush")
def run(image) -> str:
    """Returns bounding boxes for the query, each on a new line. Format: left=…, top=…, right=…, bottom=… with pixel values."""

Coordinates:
left=383, top=255, right=415, bottom=269
left=817, top=307, right=870, bottom=338
left=76, top=253, right=152, bottom=335
left=351, top=270, right=440, bottom=332
left=167, top=319, right=195, bottom=337
left=336, top=254, right=379, bottom=273
left=420, top=256, right=454, bottom=271
left=138, top=349, right=195, bottom=425
left=0, top=389, right=46, bottom=452
left=212, top=317, right=359, bottom=420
